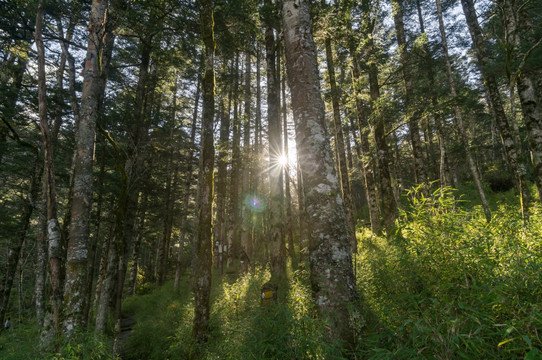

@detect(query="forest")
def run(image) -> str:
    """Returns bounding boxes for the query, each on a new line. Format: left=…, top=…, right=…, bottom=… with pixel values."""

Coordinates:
left=0, top=0, right=541, bottom=358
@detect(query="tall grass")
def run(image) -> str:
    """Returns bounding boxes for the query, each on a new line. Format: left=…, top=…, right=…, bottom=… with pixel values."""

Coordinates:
left=356, top=186, right=542, bottom=359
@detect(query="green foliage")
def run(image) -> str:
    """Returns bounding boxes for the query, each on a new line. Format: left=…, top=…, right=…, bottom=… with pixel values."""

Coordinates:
left=124, top=268, right=345, bottom=359
left=48, top=333, right=118, bottom=360
left=0, top=323, right=117, bottom=360
left=356, top=186, right=542, bottom=359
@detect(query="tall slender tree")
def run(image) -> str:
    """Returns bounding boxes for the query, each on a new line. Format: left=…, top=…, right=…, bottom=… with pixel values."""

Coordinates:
left=282, top=0, right=359, bottom=346
left=391, top=0, right=428, bottom=190
left=63, top=0, right=111, bottom=335
left=35, top=0, right=63, bottom=339
left=193, top=0, right=215, bottom=343
left=264, top=0, right=285, bottom=281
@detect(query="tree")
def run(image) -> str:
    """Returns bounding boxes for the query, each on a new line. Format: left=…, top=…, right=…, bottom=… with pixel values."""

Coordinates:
left=282, top=0, right=359, bottom=346
left=391, top=0, right=428, bottom=190
left=193, top=0, right=215, bottom=343
left=435, top=0, right=491, bottom=222
left=264, top=0, right=286, bottom=281
left=461, top=0, right=532, bottom=214
left=63, top=0, right=112, bottom=335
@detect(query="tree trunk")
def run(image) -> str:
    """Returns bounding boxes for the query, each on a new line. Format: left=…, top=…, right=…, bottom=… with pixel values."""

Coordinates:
left=0, top=157, right=41, bottom=326
left=83, top=138, right=106, bottom=324
left=435, top=0, right=491, bottom=222
left=461, top=0, right=532, bottom=214
left=36, top=0, right=63, bottom=340
left=324, top=36, right=356, bottom=250
left=281, top=54, right=296, bottom=265
left=228, top=53, right=241, bottom=268
left=175, top=74, right=200, bottom=291
left=391, top=0, right=428, bottom=190
left=347, top=11, right=386, bottom=232
left=265, top=1, right=286, bottom=282
left=499, top=0, right=542, bottom=201
left=282, top=0, right=359, bottom=347
left=63, top=0, right=110, bottom=335
left=193, top=0, right=215, bottom=343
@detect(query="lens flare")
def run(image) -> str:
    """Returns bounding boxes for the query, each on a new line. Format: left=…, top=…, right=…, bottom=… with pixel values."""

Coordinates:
left=244, top=195, right=266, bottom=213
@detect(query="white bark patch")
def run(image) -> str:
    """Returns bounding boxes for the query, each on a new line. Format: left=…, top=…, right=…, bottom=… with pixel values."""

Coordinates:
left=47, top=219, right=61, bottom=252
left=336, top=194, right=343, bottom=206
left=67, top=248, right=88, bottom=262
left=316, top=294, right=329, bottom=306
left=331, top=243, right=349, bottom=262
left=326, top=172, right=338, bottom=188
left=315, top=183, right=331, bottom=194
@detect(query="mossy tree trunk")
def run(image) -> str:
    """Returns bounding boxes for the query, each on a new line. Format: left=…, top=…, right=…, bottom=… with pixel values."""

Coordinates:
left=193, top=0, right=215, bottom=343
left=63, top=0, right=111, bottom=335
left=282, top=0, right=359, bottom=347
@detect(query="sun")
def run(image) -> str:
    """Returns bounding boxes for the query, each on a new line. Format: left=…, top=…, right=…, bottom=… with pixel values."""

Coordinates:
left=278, top=154, right=289, bottom=167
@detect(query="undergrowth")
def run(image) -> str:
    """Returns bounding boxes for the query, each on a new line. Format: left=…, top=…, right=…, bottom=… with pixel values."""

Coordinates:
left=356, top=186, right=542, bottom=359
left=0, top=323, right=117, bottom=360
left=5, top=186, right=539, bottom=359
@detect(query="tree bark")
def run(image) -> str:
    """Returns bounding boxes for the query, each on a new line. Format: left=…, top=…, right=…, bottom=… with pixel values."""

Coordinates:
left=175, top=74, right=200, bottom=291
left=265, top=0, right=286, bottom=281
left=193, top=0, right=215, bottom=343
left=324, top=36, right=356, bottom=250
left=35, top=0, right=63, bottom=340
left=282, top=0, right=359, bottom=347
left=63, top=0, right=110, bottom=335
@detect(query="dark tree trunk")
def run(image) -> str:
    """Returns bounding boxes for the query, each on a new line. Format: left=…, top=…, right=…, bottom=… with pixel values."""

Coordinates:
left=193, top=0, right=215, bottom=343
left=36, top=0, right=63, bottom=340
left=0, top=158, right=41, bottom=326
left=264, top=0, right=286, bottom=281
